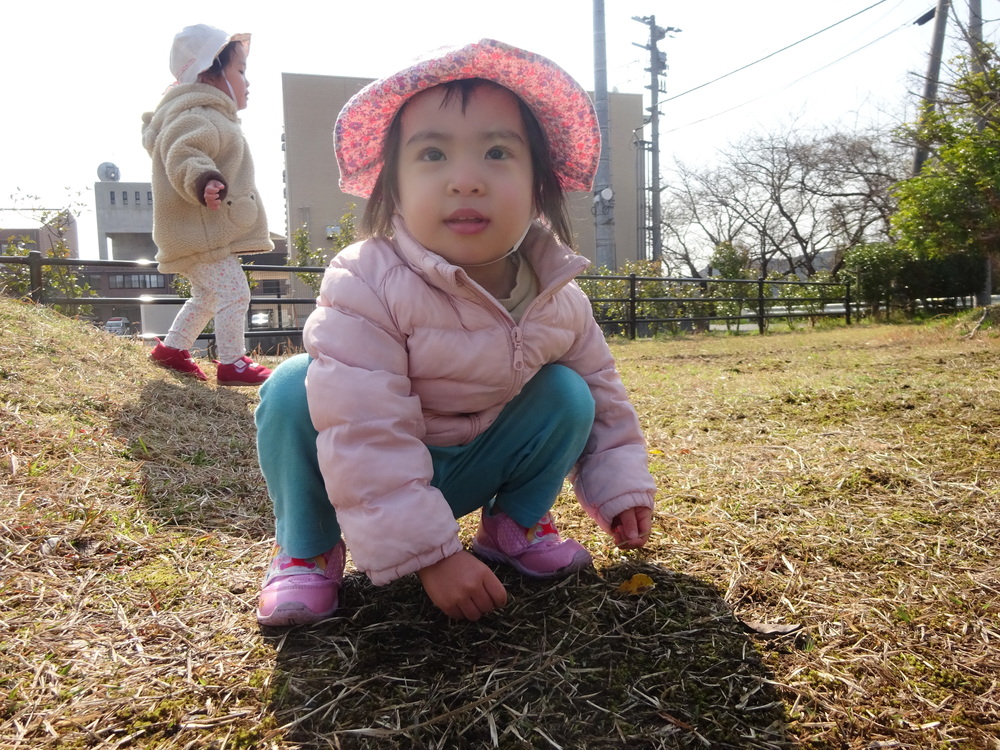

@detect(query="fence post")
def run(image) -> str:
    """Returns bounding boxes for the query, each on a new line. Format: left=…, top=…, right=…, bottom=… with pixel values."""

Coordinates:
left=628, top=273, right=637, bottom=340
left=757, top=278, right=766, bottom=335
left=28, top=249, right=44, bottom=304
left=845, top=280, right=852, bottom=326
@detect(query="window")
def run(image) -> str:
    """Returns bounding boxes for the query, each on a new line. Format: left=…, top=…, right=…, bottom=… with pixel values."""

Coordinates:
left=110, top=191, right=115, bottom=206
left=135, top=191, right=141, bottom=205
left=2, top=239, right=28, bottom=253
left=108, top=274, right=166, bottom=289
left=260, top=279, right=282, bottom=295
left=147, top=191, right=153, bottom=204
left=122, top=191, right=128, bottom=206
left=79, top=273, right=103, bottom=290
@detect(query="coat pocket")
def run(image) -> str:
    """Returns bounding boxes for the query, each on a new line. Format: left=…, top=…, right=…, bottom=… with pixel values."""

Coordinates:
left=225, top=193, right=260, bottom=229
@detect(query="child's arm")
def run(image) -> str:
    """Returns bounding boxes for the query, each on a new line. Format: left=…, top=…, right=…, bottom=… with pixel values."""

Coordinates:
left=416, top=550, right=508, bottom=621
left=304, top=258, right=465, bottom=587
left=556, top=293, right=658, bottom=536
left=611, top=506, right=653, bottom=549
left=158, top=112, right=227, bottom=207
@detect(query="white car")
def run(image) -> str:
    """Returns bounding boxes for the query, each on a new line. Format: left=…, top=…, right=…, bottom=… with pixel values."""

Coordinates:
left=102, top=317, right=132, bottom=335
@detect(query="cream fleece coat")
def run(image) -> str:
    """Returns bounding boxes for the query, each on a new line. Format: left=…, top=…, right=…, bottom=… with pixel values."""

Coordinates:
left=141, top=83, right=272, bottom=274
left=304, top=218, right=657, bottom=585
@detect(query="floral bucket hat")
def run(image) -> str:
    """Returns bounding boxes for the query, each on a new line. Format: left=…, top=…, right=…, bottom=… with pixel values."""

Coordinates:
left=335, top=38, right=600, bottom=198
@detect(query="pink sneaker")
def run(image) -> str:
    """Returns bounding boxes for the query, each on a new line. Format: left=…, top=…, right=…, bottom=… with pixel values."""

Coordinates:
left=216, top=356, right=271, bottom=386
left=256, top=542, right=346, bottom=626
left=472, top=510, right=592, bottom=579
left=149, top=338, right=207, bottom=381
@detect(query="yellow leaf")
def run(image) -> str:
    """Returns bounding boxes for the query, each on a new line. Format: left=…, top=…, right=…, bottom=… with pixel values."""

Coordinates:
left=617, top=573, right=655, bottom=596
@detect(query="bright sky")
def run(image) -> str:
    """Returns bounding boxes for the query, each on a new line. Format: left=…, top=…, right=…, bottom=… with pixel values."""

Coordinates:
left=4, top=0, right=990, bottom=259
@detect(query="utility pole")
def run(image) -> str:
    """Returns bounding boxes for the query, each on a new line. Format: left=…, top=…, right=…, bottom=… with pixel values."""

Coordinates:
left=632, top=15, right=679, bottom=262
left=968, top=0, right=993, bottom=306
left=969, top=0, right=983, bottom=67
left=912, top=0, right=951, bottom=175
left=592, top=0, right=616, bottom=270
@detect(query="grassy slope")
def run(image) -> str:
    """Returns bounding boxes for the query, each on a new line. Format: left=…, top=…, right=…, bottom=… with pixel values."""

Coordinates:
left=1, top=296, right=998, bottom=749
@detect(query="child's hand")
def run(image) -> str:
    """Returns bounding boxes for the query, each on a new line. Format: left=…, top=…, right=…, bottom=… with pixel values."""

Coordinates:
left=417, top=549, right=507, bottom=621
left=203, top=179, right=226, bottom=210
left=611, top=506, right=652, bottom=549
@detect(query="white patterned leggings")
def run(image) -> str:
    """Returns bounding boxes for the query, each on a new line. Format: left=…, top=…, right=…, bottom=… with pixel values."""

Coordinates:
left=163, top=254, right=249, bottom=365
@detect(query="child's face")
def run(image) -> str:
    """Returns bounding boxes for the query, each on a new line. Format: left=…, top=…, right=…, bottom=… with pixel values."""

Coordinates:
left=395, top=84, right=535, bottom=266
left=207, top=44, right=249, bottom=110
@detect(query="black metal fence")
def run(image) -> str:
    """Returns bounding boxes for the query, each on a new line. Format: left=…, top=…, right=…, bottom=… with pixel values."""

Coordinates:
left=579, top=273, right=852, bottom=338
left=1, top=250, right=856, bottom=346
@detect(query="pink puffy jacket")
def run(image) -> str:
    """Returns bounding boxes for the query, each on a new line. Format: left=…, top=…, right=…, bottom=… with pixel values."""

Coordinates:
left=303, top=219, right=656, bottom=584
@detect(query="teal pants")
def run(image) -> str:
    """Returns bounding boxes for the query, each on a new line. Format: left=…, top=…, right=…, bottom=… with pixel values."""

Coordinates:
left=255, top=354, right=595, bottom=559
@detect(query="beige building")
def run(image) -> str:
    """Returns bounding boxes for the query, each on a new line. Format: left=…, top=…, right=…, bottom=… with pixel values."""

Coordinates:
left=93, top=177, right=158, bottom=261
left=0, top=211, right=79, bottom=258
left=281, top=73, right=646, bottom=270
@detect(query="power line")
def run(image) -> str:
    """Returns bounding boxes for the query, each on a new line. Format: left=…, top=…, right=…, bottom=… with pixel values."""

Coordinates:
left=659, top=0, right=892, bottom=106
left=663, top=18, right=912, bottom=135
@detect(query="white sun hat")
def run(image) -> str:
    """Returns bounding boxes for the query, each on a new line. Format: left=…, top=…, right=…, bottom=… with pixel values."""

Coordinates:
left=169, top=24, right=250, bottom=85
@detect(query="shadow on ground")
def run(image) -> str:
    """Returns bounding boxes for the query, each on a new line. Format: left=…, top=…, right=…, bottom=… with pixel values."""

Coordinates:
left=109, top=374, right=796, bottom=748
left=112, top=377, right=272, bottom=537
left=263, top=561, right=797, bottom=749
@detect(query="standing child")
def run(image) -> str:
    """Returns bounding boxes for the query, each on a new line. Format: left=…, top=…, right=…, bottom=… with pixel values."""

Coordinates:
left=255, top=39, right=657, bottom=626
left=142, top=24, right=273, bottom=386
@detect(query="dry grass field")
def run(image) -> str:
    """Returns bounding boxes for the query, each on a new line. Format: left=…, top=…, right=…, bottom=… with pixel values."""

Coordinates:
left=1, top=295, right=998, bottom=749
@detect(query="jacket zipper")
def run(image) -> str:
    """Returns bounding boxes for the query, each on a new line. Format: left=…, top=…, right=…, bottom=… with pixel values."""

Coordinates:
left=456, top=279, right=526, bottom=403
left=455, top=257, right=584, bottom=405
left=510, top=326, right=524, bottom=372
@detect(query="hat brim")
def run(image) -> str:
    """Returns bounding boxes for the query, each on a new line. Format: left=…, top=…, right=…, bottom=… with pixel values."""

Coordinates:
left=213, top=32, right=251, bottom=70
left=174, top=30, right=251, bottom=84
left=334, top=39, right=600, bottom=198
left=229, top=33, right=251, bottom=55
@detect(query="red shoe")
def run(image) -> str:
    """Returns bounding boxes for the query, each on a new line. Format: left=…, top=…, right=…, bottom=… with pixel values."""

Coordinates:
left=216, top=355, right=271, bottom=386
left=472, top=510, right=592, bottom=579
left=150, top=338, right=208, bottom=381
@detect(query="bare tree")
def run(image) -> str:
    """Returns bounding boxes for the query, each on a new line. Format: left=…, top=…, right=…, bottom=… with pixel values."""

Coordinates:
left=805, top=128, right=906, bottom=274
left=660, top=123, right=905, bottom=279
left=661, top=161, right=748, bottom=277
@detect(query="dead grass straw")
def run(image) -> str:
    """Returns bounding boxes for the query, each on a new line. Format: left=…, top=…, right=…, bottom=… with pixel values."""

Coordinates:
left=2, top=297, right=999, bottom=749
